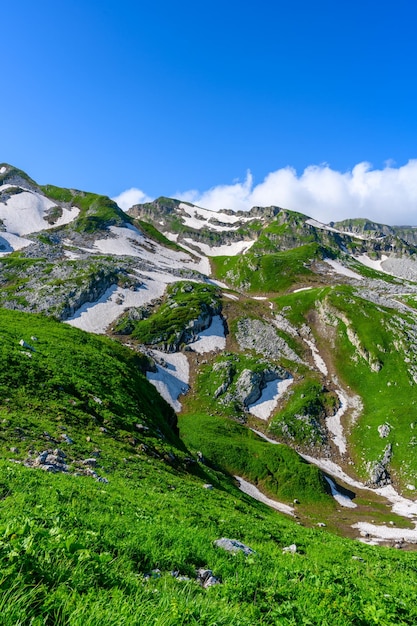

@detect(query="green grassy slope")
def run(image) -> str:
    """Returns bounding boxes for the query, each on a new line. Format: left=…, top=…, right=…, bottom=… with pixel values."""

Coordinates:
left=41, top=184, right=131, bottom=232
left=211, top=243, right=325, bottom=293
left=1, top=311, right=417, bottom=623
left=275, top=286, right=417, bottom=485
left=0, top=309, right=179, bottom=462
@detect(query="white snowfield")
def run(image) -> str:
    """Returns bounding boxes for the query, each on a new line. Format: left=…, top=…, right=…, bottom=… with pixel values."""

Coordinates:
left=146, top=350, right=189, bottom=412
left=248, top=377, right=294, bottom=420
left=355, top=253, right=389, bottom=273
left=0, top=188, right=79, bottom=236
left=323, top=258, right=363, bottom=281
left=92, top=225, right=208, bottom=274
left=183, top=237, right=255, bottom=257
left=178, top=202, right=257, bottom=231
left=305, top=218, right=341, bottom=234
left=189, top=315, right=226, bottom=353
left=0, top=231, right=33, bottom=255
left=0, top=166, right=7, bottom=174
left=302, top=453, right=417, bottom=541
left=234, top=476, right=295, bottom=516
left=65, top=271, right=180, bottom=334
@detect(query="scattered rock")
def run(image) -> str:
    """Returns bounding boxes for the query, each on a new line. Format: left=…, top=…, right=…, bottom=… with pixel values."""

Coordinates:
left=282, top=544, right=297, bottom=554
left=214, top=538, right=255, bottom=556
left=60, top=433, right=74, bottom=444
left=196, top=568, right=221, bottom=588
left=197, top=451, right=205, bottom=463
left=31, top=448, right=68, bottom=473
left=236, top=317, right=303, bottom=363
left=19, top=339, right=35, bottom=352
left=81, top=458, right=98, bottom=467
left=378, top=423, right=391, bottom=438
left=135, top=423, right=150, bottom=432
left=203, top=484, right=213, bottom=490
left=317, top=523, right=326, bottom=527
left=170, top=571, right=190, bottom=582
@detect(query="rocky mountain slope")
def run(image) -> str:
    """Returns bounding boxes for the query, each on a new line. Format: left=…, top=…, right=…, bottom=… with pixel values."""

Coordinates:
left=3, top=162, right=417, bottom=622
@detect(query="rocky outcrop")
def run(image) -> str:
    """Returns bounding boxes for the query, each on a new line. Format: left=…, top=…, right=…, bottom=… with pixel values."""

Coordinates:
left=367, top=444, right=392, bottom=487
left=236, top=317, right=303, bottom=364
left=233, top=366, right=289, bottom=408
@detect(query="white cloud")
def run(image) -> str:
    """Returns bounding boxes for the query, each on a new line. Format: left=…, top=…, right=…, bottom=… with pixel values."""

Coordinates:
left=177, top=160, right=417, bottom=226
left=113, top=160, right=417, bottom=225
left=112, top=187, right=153, bottom=211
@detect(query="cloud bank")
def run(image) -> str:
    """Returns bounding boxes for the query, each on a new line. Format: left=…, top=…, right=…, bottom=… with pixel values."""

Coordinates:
left=114, top=161, right=417, bottom=226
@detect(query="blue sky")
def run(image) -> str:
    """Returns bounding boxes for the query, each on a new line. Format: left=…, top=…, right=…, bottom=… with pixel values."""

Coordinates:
left=2, top=0, right=417, bottom=223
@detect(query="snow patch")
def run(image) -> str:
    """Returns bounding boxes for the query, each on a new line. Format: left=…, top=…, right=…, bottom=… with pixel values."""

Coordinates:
left=326, top=390, right=348, bottom=455
left=0, top=231, right=33, bottom=254
left=304, top=338, right=328, bottom=376
left=235, top=476, right=294, bottom=516
left=324, top=258, right=363, bottom=280
left=65, top=278, right=169, bottom=334
left=306, top=218, right=341, bottom=233
left=355, top=254, right=390, bottom=274
left=146, top=350, right=189, bottom=412
left=293, top=287, right=312, bottom=293
left=248, top=377, right=294, bottom=420
left=353, top=521, right=417, bottom=544
left=93, top=225, right=209, bottom=274
left=0, top=166, right=7, bottom=174
left=324, top=476, right=357, bottom=508
left=0, top=191, right=57, bottom=235
left=183, top=237, right=255, bottom=256
left=190, top=316, right=226, bottom=353
left=53, top=206, right=80, bottom=228
left=63, top=249, right=81, bottom=260
left=179, top=202, right=256, bottom=231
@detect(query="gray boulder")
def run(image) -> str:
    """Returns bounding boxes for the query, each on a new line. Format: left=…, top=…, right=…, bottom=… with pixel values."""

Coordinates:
left=214, top=538, right=255, bottom=556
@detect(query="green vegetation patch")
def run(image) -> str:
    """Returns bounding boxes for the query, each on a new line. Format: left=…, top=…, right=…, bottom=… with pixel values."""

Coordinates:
left=41, top=184, right=132, bottom=233
left=180, top=412, right=329, bottom=504
left=3, top=454, right=417, bottom=625
left=269, top=376, right=338, bottom=447
left=190, top=353, right=287, bottom=417
left=0, top=309, right=178, bottom=460
left=273, top=286, right=331, bottom=325
left=211, top=243, right=325, bottom=293
left=135, top=219, right=184, bottom=251
left=124, top=281, right=221, bottom=348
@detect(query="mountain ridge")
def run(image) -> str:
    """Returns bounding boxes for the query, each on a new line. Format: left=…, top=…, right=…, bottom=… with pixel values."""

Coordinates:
left=3, top=164, right=417, bottom=621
